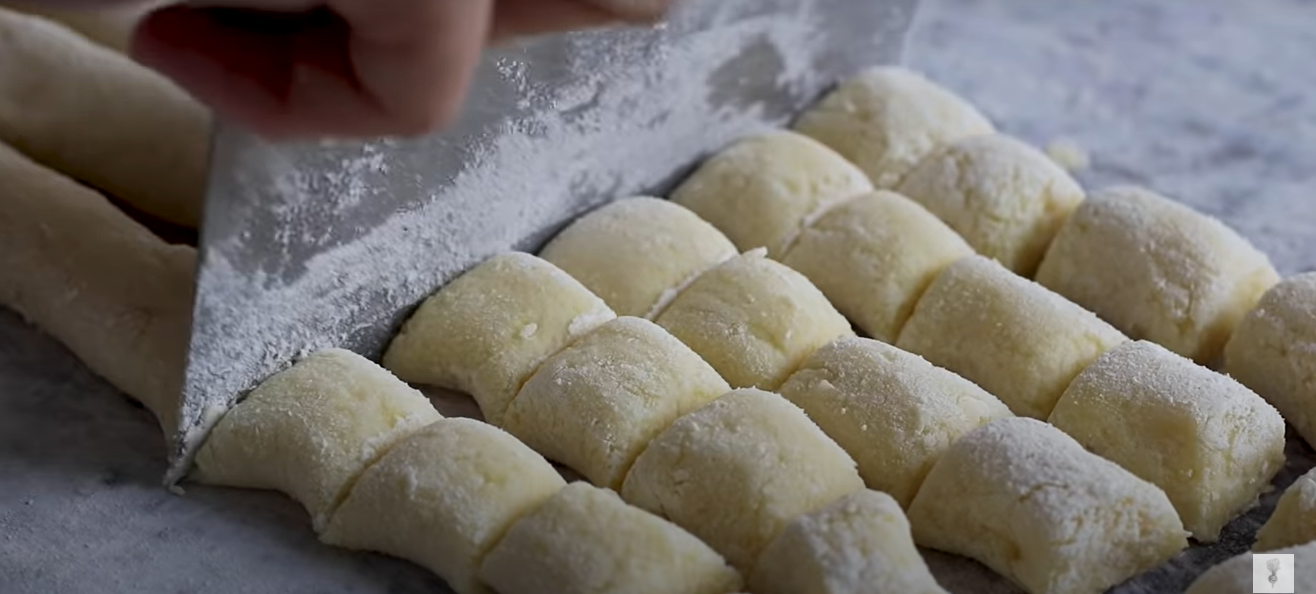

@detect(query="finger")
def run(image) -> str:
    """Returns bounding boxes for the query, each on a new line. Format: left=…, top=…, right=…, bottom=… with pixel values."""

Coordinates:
left=491, top=0, right=618, bottom=41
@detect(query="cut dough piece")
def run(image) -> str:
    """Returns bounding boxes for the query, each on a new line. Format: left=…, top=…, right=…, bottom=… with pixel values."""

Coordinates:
left=479, top=482, right=743, bottom=594
left=192, top=349, right=442, bottom=531
left=1035, top=185, right=1280, bottom=365
left=781, top=190, right=974, bottom=342
left=1185, top=541, right=1316, bottom=594
left=896, top=255, right=1127, bottom=419
left=1049, top=340, right=1285, bottom=541
left=670, top=130, right=873, bottom=258
left=539, top=197, right=736, bottom=318
left=894, top=134, right=1086, bottom=276
left=654, top=250, right=853, bottom=390
left=383, top=252, right=615, bottom=426
left=779, top=337, right=1013, bottom=507
left=0, top=8, right=211, bottom=228
left=906, top=417, right=1188, bottom=594
left=1254, top=467, right=1316, bottom=552
left=1225, top=273, right=1316, bottom=447
left=749, top=489, right=949, bottom=594
left=504, top=316, right=730, bottom=489
left=621, top=389, right=864, bottom=574
left=793, top=66, right=995, bottom=189
left=322, top=418, right=565, bottom=594
left=4, top=0, right=162, bottom=53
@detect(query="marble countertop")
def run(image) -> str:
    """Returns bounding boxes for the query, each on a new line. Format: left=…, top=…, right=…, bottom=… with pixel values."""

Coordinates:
left=3, top=1, right=1314, bottom=593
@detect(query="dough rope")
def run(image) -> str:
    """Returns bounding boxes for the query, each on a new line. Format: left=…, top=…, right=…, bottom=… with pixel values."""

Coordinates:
left=1, top=0, right=162, bottom=54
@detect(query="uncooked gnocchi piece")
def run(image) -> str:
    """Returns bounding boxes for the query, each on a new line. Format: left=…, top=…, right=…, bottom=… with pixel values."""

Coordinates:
left=654, top=250, right=853, bottom=390
left=793, top=66, right=995, bottom=189
left=1048, top=340, right=1285, bottom=541
left=1185, top=541, right=1316, bottom=594
left=1225, top=273, right=1316, bottom=447
left=778, top=337, right=1012, bottom=507
left=192, top=349, right=442, bottom=531
left=894, top=134, right=1086, bottom=276
left=670, top=130, right=873, bottom=258
left=1254, top=467, right=1316, bottom=552
left=896, top=255, right=1127, bottom=419
left=504, top=316, right=730, bottom=489
left=906, top=417, right=1188, bottom=594
left=621, top=389, right=864, bottom=574
left=479, top=482, right=743, bottom=594
left=1035, top=185, right=1280, bottom=365
left=780, top=191, right=974, bottom=342
left=539, top=197, right=737, bottom=318
left=383, top=252, right=615, bottom=426
left=748, top=489, right=949, bottom=594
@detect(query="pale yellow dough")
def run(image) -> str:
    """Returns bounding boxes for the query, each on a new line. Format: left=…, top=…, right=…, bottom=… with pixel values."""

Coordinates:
left=539, top=197, right=737, bottom=318
left=654, top=250, right=853, bottom=390
left=906, top=417, right=1188, bottom=594
left=383, top=252, right=615, bottom=426
left=621, top=389, right=864, bottom=574
left=1225, top=273, right=1316, bottom=447
left=896, top=255, right=1127, bottom=419
left=4, top=1, right=162, bottom=53
left=780, top=191, right=974, bottom=342
left=1254, top=467, right=1316, bottom=552
left=748, top=489, right=949, bottom=594
left=321, top=418, right=566, bottom=594
left=779, top=337, right=1013, bottom=508
left=1035, top=185, right=1280, bottom=365
left=192, top=349, right=442, bottom=531
left=793, top=66, right=995, bottom=189
left=479, top=482, right=743, bottom=594
left=895, top=134, right=1086, bottom=276
left=670, top=130, right=873, bottom=258
left=504, top=317, right=730, bottom=489
left=1185, top=541, right=1316, bottom=594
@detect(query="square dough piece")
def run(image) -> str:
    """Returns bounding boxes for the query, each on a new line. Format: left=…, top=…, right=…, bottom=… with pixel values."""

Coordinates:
left=1048, top=340, right=1286, bottom=541
left=1185, top=541, right=1316, bottom=594
left=906, top=417, right=1188, bottom=594
left=1254, top=467, right=1316, bottom=552
left=1225, top=273, right=1316, bottom=447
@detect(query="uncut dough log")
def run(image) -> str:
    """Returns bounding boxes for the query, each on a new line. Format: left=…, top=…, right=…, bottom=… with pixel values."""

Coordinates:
left=192, top=349, right=442, bottom=531
left=1225, top=273, right=1316, bottom=446
left=748, top=489, right=949, bottom=594
left=505, top=317, right=730, bottom=489
left=322, top=418, right=565, bottom=594
left=1048, top=340, right=1285, bottom=541
left=780, top=190, right=974, bottom=342
left=1254, top=467, right=1316, bottom=552
left=4, top=0, right=162, bottom=53
left=778, top=337, right=1013, bottom=507
left=906, top=417, right=1188, bottom=594
left=0, top=8, right=211, bottom=228
left=621, top=389, right=864, bottom=574
left=1185, top=541, right=1316, bottom=594
left=894, top=134, right=1086, bottom=276
left=539, top=197, right=736, bottom=318
left=383, top=252, right=615, bottom=426
left=1035, top=185, right=1280, bottom=365
left=793, top=66, right=995, bottom=189
left=479, top=482, right=743, bottom=594
left=896, top=255, right=1127, bottom=419
left=670, top=130, right=873, bottom=258
left=0, top=142, right=193, bottom=436
left=654, top=250, right=853, bottom=390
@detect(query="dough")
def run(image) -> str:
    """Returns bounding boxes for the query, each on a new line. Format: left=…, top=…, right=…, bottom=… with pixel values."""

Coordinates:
left=1254, top=467, right=1316, bottom=552
left=504, top=316, right=731, bottom=489
left=1048, top=340, right=1286, bottom=541
left=654, top=250, right=853, bottom=390
left=748, top=489, right=949, bottom=594
left=0, top=8, right=211, bottom=228
left=896, top=255, right=1127, bottom=419
left=894, top=134, right=1086, bottom=276
left=539, top=197, right=736, bottom=318
left=383, top=252, right=615, bottom=426
left=906, top=417, right=1188, bottom=594
left=479, top=482, right=743, bottom=594
left=1035, top=185, right=1280, bottom=365
left=621, top=389, right=864, bottom=573
left=0, top=142, right=194, bottom=436
left=670, top=130, right=873, bottom=258
left=3, top=0, right=162, bottom=53
left=192, top=349, right=442, bottom=531
left=778, top=337, right=1013, bottom=507
left=322, top=418, right=565, bottom=594
left=1224, top=273, right=1316, bottom=447
left=780, top=190, right=974, bottom=342
left=1185, top=541, right=1316, bottom=594
left=793, top=66, right=995, bottom=189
